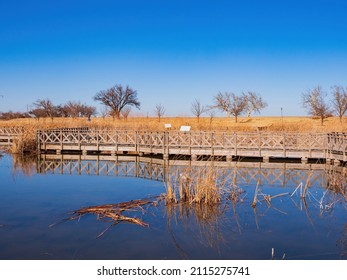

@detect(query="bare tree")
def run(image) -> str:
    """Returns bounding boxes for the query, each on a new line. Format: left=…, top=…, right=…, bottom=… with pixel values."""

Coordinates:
left=64, top=101, right=82, bottom=118
left=302, top=86, right=332, bottom=125
left=191, top=99, right=207, bottom=123
left=29, top=108, right=46, bottom=120
left=93, top=84, right=140, bottom=119
left=154, top=104, right=165, bottom=122
left=244, top=91, right=267, bottom=117
left=80, top=104, right=97, bottom=118
left=54, top=105, right=68, bottom=117
left=32, top=99, right=56, bottom=120
left=213, top=92, right=247, bottom=123
left=331, top=85, right=347, bottom=122
left=121, top=106, right=131, bottom=121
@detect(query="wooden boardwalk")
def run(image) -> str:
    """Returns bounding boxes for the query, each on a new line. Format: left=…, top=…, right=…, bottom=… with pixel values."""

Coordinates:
left=326, top=132, right=347, bottom=162
left=1, top=127, right=346, bottom=164
left=0, top=127, right=23, bottom=146
left=36, top=128, right=347, bottom=163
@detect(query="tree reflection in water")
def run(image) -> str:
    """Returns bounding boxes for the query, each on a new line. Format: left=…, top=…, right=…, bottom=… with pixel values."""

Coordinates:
left=6, top=154, right=347, bottom=259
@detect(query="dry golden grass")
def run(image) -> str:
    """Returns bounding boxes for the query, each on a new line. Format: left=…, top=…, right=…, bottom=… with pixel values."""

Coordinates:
left=164, top=162, right=244, bottom=205
left=165, top=165, right=221, bottom=205
left=1, top=115, right=347, bottom=132
left=1, top=116, right=346, bottom=154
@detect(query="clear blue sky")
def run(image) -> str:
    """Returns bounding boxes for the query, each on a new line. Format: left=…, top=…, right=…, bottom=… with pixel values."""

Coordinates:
left=0, top=0, right=346, bottom=117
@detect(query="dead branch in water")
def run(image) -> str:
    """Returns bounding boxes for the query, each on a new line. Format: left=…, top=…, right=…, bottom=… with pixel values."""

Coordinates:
left=302, top=172, right=312, bottom=198
left=49, top=198, right=159, bottom=237
left=261, top=192, right=291, bottom=207
left=251, top=178, right=290, bottom=209
left=251, top=180, right=260, bottom=208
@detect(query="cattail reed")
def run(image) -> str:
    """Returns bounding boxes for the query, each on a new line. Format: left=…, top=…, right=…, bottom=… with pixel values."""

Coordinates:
left=164, top=164, right=229, bottom=205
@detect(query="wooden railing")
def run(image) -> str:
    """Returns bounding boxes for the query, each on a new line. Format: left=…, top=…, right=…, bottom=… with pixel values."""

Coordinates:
left=37, top=129, right=338, bottom=160
left=0, top=127, right=24, bottom=146
left=326, top=133, right=347, bottom=161
left=1, top=127, right=345, bottom=163
left=0, top=127, right=24, bottom=135
left=37, top=129, right=327, bottom=147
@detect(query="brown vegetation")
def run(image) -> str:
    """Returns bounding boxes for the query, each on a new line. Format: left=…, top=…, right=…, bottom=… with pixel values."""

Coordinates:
left=50, top=198, right=158, bottom=238
left=1, top=115, right=347, bottom=133
left=164, top=162, right=245, bottom=205
left=1, top=115, right=346, bottom=155
left=165, top=166, right=222, bottom=205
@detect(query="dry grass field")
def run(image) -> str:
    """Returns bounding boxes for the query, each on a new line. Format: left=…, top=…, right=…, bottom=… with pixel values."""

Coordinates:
left=0, top=116, right=346, bottom=133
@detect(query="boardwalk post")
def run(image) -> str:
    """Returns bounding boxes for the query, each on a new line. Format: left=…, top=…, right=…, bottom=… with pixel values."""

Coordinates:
left=327, top=133, right=331, bottom=161
left=78, top=130, right=81, bottom=151
left=163, top=131, right=169, bottom=160
left=234, top=132, right=238, bottom=157
left=135, top=131, right=138, bottom=153
left=150, top=131, right=153, bottom=154
left=189, top=132, right=192, bottom=156
left=96, top=130, right=99, bottom=152
left=60, top=129, right=63, bottom=152
left=283, top=133, right=286, bottom=158
left=43, top=130, right=46, bottom=151
left=309, top=133, right=312, bottom=158
left=115, top=131, right=118, bottom=154
left=37, top=130, right=41, bottom=154
left=211, top=131, right=214, bottom=157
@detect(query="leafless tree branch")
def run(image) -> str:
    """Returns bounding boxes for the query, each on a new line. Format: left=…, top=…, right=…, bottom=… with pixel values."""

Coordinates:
left=94, top=84, right=140, bottom=119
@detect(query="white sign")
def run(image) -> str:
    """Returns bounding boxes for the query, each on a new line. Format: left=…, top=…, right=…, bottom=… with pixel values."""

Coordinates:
left=180, top=126, right=191, bottom=132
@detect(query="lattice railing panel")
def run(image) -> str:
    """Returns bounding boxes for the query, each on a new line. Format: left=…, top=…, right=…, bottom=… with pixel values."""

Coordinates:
left=137, top=132, right=163, bottom=146
left=327, top=133, right=346, bottom=152
left=261, top=134, right=284, bottom=149
left=44, top=131, right=61, bottom=143
left=168, top=132, right=190, bottom=147
left=237, top=133, right=259, bottom=149
left=0, top=127, right=24, bottom=135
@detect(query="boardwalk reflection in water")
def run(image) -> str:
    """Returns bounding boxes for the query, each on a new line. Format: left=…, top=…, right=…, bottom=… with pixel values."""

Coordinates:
left=3, top=154, right=347, bottom=259
left=37, top=154, right=334, bottom=187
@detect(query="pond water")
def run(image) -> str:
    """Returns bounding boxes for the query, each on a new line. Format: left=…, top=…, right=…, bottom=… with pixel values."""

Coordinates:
left=0, top=153, right=346, bottom=260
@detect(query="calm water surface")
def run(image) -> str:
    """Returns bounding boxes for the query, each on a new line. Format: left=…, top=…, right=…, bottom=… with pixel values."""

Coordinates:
left=0, top=154, right=346, bottom=260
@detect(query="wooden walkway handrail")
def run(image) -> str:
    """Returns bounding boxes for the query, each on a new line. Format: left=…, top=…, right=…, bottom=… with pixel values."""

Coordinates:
left=37, top=129, right=328, bottom=149
left=0, top=127, right=24, bottom=135
left=0, top=127, right=24, bottom=146
left=0, top=127, right=344, bottom=163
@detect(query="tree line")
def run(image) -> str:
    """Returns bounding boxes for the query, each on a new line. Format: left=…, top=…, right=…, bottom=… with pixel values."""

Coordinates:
left=0, top=99, right=97, bottom=121
left=0, top=83, right=346, bottom=124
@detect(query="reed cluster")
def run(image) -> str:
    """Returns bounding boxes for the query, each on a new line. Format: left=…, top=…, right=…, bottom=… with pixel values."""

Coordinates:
left=164, top=164, right=244, bottom=205
left=165, top=166, right=221, bottom=205
left=11, top=126, right=37, bottom=154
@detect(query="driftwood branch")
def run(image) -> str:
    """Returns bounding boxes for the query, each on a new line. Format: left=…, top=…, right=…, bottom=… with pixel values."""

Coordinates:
left=49, top=198, right=159, bottom=238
